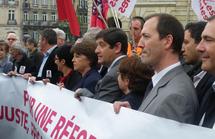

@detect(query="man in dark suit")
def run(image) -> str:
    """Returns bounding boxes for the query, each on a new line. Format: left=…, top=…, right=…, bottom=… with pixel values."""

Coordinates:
left=195, top=15, right=215, bottom=128
left=77, top=28, right=128, bottom=103
left=114, top=13, right=198, bottom=124
left=181, top=21, right=215, bottom=105
left=35, top=29, right=61, bottom=84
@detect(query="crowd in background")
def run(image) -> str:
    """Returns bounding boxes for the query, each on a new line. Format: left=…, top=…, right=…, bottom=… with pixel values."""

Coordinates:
left=1, top=13, right=215, bottom=129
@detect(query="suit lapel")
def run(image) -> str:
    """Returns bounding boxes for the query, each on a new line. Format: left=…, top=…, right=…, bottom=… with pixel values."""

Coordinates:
left=139, top=66, right=184, bottom=111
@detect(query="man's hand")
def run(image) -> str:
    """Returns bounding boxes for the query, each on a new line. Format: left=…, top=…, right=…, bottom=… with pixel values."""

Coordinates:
left=57, top=82, right=65, bottom=90
left=42, top=78, right=50, bottom=85
left=113, top=101, right=131, bottom=114
left=7, top=71, right=17, bottom=77
left=22, top=73, right=32, bottom=80
left=29, top=76, right=36, bottom=84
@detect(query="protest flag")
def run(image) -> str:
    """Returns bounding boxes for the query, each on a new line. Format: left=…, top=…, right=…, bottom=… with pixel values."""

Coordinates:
left=90, top=0, right=109, bottom=29
left=108, top=0, right=137, bottom=17
left=191, top=0, right=215, bottom=20
left=56, top=0, right=80, bottom=36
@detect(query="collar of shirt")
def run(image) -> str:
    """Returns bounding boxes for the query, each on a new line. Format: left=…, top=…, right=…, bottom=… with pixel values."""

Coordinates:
left=37, top=45, right=57, bottom=77
left=44, top=45, right=57, bottom=57
left=152, top=62, right=181, bottom=87
left=193, top=71, right=207, bottom=87
left=107, top=55, right=126, bottom=72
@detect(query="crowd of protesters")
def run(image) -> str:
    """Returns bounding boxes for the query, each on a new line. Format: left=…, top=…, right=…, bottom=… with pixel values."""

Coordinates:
left=1, top=13, right=215, bottom=129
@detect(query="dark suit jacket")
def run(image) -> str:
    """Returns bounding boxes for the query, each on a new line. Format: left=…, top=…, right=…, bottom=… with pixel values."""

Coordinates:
left=138, top=65, right=199, bottom=124
left=37, top=47, right=61, bottom=84
left=93, top=56, right=125, bottom=103
left=194, top=86, right=215, bottom=128
left=195, top=72, right=215, bottom=105
left=28, top=49, right=43, bottom=76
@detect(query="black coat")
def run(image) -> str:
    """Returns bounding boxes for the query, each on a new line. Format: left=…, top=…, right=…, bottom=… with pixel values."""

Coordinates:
left=36, top=47, right=61, bottom=84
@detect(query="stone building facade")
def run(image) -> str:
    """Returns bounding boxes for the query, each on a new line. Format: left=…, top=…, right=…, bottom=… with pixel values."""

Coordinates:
left=0, top=0, right=21, bottom=40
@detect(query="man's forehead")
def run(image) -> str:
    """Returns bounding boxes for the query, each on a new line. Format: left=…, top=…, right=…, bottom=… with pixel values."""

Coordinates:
left=202, top=21, right=215, bottom=38
left=142, top=17, right=158, bottom=32
left=132, top=20, right=141, bottom=26
left=7, top=33, right=17, bottom=38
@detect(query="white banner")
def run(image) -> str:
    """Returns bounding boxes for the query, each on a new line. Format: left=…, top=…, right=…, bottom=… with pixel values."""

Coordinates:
left=108, top=0, right=137, bottom=17
left=192, top=0, right=215, bottom=20
left=1, top=74, right=215, bottom=139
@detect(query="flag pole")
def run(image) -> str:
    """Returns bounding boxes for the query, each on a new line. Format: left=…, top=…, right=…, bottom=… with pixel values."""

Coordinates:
left=114, top=10, right=120, bottom=28
left=92, top=0, right=109, bottom=28
left=110, top=6, right=120, bottom=28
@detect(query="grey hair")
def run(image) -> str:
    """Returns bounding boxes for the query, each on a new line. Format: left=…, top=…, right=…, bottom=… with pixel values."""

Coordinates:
left=82, top=27, right=102, bottom=42
left=53, top=28, right=66, bottom=40
left=11, top=42, right=27, bottom=54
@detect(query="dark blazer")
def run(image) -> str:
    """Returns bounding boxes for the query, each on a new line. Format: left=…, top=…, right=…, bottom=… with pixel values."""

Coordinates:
left=93, top=56, right=125, bottom=103
left=195, top=72, right=215, bottom=105
left=184, top=62, right=215, bottom=105
left=194, top=86, right=215, bottom=128
left=28, top=49, right=43, bottom=76
left=74, top=68, right=101, bottom=93
left=37, top=47, right=61, bottom=84
left=138, top=65, right=199, bottom=124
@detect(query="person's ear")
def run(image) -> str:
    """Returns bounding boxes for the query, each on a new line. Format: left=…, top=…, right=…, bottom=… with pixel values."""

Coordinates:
left=114, top=42, right=122, bottom=54
left=61, top=59, right=66, bottom=65
left=163, top=34, right=173, bottom=50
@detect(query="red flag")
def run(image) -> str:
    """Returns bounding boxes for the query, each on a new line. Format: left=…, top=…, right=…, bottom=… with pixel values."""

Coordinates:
left=56, top=0, right=80, bottom=37
left=91, top=0, right=109, bottom=29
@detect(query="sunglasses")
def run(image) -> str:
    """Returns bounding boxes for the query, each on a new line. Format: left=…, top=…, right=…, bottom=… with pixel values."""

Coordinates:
left=7, top=38, right=16, bottom=41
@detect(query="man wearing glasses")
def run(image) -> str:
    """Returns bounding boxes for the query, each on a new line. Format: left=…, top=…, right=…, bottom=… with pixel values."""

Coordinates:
left=6, top=32, right=18, bottom=48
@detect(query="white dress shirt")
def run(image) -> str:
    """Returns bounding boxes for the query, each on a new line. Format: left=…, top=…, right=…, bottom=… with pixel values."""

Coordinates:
left=37, top=45, right=57, bottom=77
left=152, top=62, right=181, bottom=87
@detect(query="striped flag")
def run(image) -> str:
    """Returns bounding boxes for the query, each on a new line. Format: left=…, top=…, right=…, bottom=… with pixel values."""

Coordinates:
left=90, top=0, right=109, bottom=29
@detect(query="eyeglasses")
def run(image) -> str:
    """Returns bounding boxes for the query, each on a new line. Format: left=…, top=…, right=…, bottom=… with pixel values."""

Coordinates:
left=7, top=38, right=16, bottom=41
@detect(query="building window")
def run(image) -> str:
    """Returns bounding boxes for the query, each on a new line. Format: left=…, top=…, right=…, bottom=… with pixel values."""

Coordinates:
left=8, top=10, right=15, bottom=20
left=33, top=0, right=38, bottom=5
left=24, top=11, right=29, bottom=21
left=8, top=0, right=15, bottom=4
left=32, top=31, right=39, bottom=42
left=51, top=12, right=56, bottom=21
left=84, top=15, right=87, bottom=24
left=51, top=0, right=56, bottom=6
left=42, top=12, right=47, bottom=21
left=42, top=0, right=47, bottom=5
left=79, top=0, right=82, bottom=8
left=84, top=0, right=88, bottom=9
left=33, top=12, right=38, bottom=21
